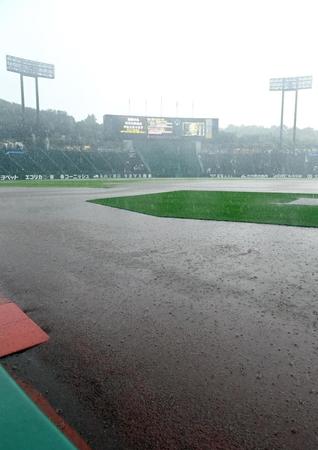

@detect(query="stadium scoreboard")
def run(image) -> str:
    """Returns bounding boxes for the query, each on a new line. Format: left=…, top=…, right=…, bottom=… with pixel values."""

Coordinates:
left=104, top=115, right=219, bottom=139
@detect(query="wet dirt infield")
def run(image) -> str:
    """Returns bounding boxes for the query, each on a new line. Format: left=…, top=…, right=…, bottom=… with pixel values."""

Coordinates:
left=1, top=178, right=318, bottom=449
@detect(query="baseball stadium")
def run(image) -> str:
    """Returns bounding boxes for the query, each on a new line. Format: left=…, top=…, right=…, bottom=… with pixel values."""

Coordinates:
left=1, top=2, right=318, bottom=450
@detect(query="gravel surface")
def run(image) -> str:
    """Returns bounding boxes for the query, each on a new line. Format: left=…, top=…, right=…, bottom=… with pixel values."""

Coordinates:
left=1, top=178, right=318, bottom=450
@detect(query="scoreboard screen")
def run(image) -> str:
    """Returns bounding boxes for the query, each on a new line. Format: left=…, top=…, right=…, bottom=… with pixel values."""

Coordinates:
left=147, top=117, right=174, bottom=135
left=104, top=115, right=218, bottom=139
left=182, top=121, right=205, bottom=137
left=120, top=117, right=146, bottom=135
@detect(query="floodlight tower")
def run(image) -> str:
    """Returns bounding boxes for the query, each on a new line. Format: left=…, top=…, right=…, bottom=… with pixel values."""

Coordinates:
left=269, top=76, right=312, bottom=149
left=6, top=55, right=55, bottom=126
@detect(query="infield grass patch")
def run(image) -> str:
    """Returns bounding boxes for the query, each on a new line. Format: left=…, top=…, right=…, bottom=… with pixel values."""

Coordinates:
left=89, top=190, right=318, bottom=227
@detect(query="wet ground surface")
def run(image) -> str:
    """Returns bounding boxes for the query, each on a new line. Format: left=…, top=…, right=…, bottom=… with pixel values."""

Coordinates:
left=1, top=178, right=318, bottom=450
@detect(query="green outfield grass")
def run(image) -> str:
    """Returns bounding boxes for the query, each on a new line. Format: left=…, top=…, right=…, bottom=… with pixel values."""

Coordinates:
left=90, top=190, right=318, bottom=227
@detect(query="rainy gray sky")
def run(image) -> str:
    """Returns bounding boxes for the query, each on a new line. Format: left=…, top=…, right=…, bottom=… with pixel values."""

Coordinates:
left=1, top=0, right=317, bottom=128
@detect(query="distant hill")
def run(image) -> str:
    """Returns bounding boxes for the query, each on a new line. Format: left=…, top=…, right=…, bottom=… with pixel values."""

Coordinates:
left=1, top=97, right=318, bottom=150
left=0, top=98, right=103, bottom=150
left=225, top=124, right=318, bottom=146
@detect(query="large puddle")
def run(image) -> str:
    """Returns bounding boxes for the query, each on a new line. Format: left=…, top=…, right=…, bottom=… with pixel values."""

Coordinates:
left=285, top=198, right=318, bottom=206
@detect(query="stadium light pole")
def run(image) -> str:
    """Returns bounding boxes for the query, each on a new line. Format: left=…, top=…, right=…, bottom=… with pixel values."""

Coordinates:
left=20, top=74, right=25, bottom=114
left=293, top=87, right=298, bottom=147
left=280, top=89, right=285, bottom=149
left=6, top=55, right=55, bottom=127
left=35, top=77, right=40, bottom=125
left=270, top=76, right=312, bottom=150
